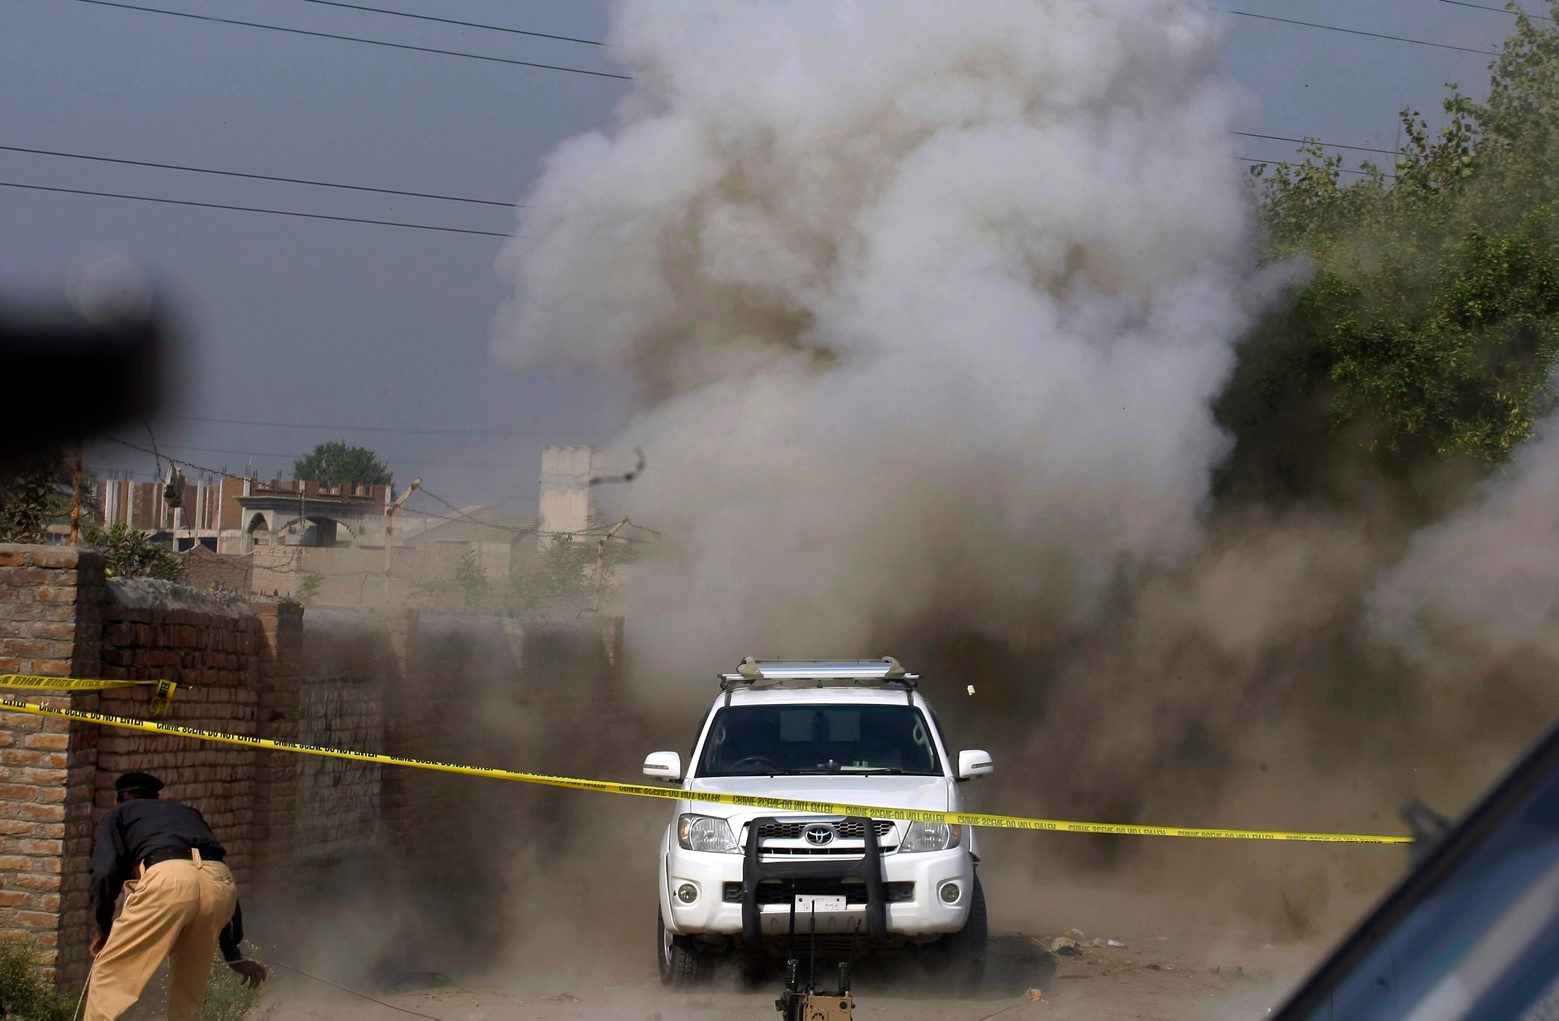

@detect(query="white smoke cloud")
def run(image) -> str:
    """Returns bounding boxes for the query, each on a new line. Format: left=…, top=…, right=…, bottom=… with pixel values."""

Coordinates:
left=495, top=0, right=1259, bottom=678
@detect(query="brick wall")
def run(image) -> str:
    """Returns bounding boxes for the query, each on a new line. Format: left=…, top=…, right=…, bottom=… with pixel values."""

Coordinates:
left=1, top=542, right=628, bottom=989
left=0, top=545, right=105, bottom=983
left=93, top=594, right=267, bottom=896
left=294, top=609, right=387, bottom=864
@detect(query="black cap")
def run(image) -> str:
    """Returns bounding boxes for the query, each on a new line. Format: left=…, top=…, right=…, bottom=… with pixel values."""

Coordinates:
left=114, top=771, right=164, bottom=795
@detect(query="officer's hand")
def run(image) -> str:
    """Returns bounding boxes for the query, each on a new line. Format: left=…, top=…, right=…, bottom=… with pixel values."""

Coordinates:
left=89, top=934, right=105, bottom=957
left=228, top=960, right=267, bottom=989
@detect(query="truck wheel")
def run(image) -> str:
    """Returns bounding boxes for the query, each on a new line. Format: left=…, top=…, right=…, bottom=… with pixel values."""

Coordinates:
left=936, top=876, right=988, bottom=990
left=658, top=910, right=713, bottom=986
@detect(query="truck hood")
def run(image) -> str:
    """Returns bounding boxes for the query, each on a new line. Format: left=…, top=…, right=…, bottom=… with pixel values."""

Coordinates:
left=682, top=774, right=950, bottom=821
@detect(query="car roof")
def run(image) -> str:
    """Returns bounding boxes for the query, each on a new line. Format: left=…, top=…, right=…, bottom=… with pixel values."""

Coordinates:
left=714, top=686, right=929, bottom=709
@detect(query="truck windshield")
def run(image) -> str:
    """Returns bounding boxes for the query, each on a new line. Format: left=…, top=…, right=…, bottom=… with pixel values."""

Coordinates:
left=697, top=705, right=942, bottom=777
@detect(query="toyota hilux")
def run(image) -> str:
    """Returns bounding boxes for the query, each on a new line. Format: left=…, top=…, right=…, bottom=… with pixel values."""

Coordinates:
left=644, top=658, right=994, bottom=986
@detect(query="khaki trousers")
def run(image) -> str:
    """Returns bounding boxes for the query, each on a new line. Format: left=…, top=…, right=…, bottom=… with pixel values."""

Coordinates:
left=84, top=851, right=239, bottom=1021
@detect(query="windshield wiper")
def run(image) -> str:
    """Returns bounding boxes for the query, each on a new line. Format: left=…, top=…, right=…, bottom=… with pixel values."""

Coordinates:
left=839, top=767, right=906, bottom=774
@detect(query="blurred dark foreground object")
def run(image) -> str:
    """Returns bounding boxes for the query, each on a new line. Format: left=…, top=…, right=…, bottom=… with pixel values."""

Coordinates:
left=1273, top=722, right=1559, bottom=1020
left=0, top=297, right=163, bottom=469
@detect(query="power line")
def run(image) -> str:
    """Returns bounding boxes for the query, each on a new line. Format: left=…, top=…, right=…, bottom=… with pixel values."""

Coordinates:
left=71, top=0, right=630, bottom=80
left=160, top=413, right=606, bottom=439
left=104, top=438, right=253, bottom=481
left=295, top=0, right=606, bottom=46
left=1231, top=131, right=1422, bottom=158
left=1437, top=0, right=1554, bottom=22
left=78, top=0, right=1496, bottom=76
left=411, top=488, right=647, bottom=541
left=0, top=180, right=511, bottom=238
left=0, top=144, right=514, bottom=208
left=1215, top=6, right=1498, bottom=55
left=115, top=441, right=537, bottom=473
left=4, top=136, right=1413, bottom=217
left=1237, top=156, right=1397, bottom=179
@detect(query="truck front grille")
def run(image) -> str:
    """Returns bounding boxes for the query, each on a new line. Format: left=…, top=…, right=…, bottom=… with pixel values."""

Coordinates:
left=754, top=820, right=894, bottom=841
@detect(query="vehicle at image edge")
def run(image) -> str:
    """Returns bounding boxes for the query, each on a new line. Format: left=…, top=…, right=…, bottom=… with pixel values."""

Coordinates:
left=644, top=658, right=995, bottom=987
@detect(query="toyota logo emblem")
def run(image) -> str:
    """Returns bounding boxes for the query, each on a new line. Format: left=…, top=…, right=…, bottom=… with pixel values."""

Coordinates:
left=802, top=823, right=836, bottom=846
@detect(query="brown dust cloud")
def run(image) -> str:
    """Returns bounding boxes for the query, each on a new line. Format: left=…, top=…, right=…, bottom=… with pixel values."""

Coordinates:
left=362, top=0, right=1559, bottom=1009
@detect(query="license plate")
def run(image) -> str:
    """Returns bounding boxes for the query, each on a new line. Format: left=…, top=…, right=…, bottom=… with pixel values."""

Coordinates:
left=794, top=895, right=847, bottom=913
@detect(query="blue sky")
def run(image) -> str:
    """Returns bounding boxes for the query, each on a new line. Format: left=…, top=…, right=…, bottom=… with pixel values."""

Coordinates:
left=0, top=0, right=1533, bottom=513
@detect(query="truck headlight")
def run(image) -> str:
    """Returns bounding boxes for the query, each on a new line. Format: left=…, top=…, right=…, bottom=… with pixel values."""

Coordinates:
left=677, top=814, right=740, bottom=853
left=898, top=821, right=961, bottom=853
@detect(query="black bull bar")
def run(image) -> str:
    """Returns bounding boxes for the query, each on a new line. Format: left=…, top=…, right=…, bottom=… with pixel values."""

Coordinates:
left=741, top=815, right=887, bottom=944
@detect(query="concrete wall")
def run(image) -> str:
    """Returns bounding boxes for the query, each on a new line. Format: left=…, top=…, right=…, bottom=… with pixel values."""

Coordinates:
left=249, top=544, right=464, bottom=610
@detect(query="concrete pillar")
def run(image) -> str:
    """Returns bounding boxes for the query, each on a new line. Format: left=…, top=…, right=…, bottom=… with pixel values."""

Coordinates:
left=537, top=445, right=595, bottom=550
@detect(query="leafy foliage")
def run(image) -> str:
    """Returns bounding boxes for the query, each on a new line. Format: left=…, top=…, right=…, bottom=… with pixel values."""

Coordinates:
left=292, top=442, right=393, bottom=489
left=0, top=450, right=83, bottom=544
left=1220, top=5, right=1559, bottom=499
left=0, top=938, right=76, bottom=1021
left=505, top=533, right=629, bottom=619
left=296, top=571, right=323, bottom=607
left=196, top=958, right=262, bottom=1020
left=412, top=531, right=632, bottom=619
left=453, top=547, right=488, bottom=611
left=89, top=523, right=186, bottom=581
left=0, top=452, right=66, bottom=544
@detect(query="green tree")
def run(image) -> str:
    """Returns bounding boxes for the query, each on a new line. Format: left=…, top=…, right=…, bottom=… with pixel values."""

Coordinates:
left=0, top=450, right=96, bottom=544
left=1219, top=4, right=1559, bottom=502
left=89, top=523, right=186, bottom=581
left=0, top=450, right=69, bottom=543
left=296, top=570, right=323, bottom=607
left=505, top=532, right=632, bottom=619
left=292, top=442, right=393, bottom=489
left=454, top=547, right=488, bottom=611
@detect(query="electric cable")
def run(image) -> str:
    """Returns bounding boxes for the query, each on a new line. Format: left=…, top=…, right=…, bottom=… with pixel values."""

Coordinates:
left=295, top=0, right=606, bottom=46
left=0, top=181, right=511, bottom=238
left=157, top=413, right=605, bottom=440
left=69, top=0, right=630, bottom=80
left=0, top=144, right=514, bottom=208
left=1231, top=131, right=1424, bottom=158
left=1214, top=6, right=1498, bottom=55
left=1237, top=156, right=1396, bottom=179
left=1436, top=0, right=1554, bottom=22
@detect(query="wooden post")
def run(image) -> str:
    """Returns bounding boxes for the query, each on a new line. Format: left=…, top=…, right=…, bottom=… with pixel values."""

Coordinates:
left=68, top=445, right=84, bottom=545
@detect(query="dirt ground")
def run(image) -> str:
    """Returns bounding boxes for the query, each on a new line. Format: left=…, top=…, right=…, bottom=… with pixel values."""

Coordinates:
left=254, top=910, right=1325, bottom=1020
left=225, top=798, right=1400, bottom=1021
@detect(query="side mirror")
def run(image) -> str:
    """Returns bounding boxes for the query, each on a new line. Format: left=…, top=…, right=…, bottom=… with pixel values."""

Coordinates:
left=643, top=751, right=683, bottom=782
left=957, top=750, right=993, bottom=781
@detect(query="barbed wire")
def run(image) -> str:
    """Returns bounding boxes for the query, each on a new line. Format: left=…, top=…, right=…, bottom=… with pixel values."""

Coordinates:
left=409, top=488, right=653, bottom=543
left=105, top=437, right=251, bottom=481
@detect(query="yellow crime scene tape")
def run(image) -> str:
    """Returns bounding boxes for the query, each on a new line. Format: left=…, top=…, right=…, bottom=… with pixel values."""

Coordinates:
left=0, top=683, right=1411, bottom=845
left=0, top=674, right=177, bottom=715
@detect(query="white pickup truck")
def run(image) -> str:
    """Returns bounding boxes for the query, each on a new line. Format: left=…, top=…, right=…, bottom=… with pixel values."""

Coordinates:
left=645, top=658, right=993, bottom=986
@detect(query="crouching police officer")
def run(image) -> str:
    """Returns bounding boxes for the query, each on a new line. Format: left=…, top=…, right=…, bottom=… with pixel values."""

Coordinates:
left=85, top=771, right=267, bottom=1020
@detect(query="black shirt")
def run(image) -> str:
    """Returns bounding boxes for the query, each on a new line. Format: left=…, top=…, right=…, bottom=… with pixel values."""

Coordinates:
left=90, top=797, right=245, bottom=962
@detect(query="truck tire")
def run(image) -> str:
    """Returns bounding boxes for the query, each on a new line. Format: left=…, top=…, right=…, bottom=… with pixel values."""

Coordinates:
left=658, top=910, right=713, bottom=987
left=936, top=876, right=988, bottom=990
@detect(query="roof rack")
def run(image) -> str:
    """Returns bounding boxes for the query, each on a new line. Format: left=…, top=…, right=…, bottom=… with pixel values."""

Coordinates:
left=718, top=657, right=920, bottom=695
